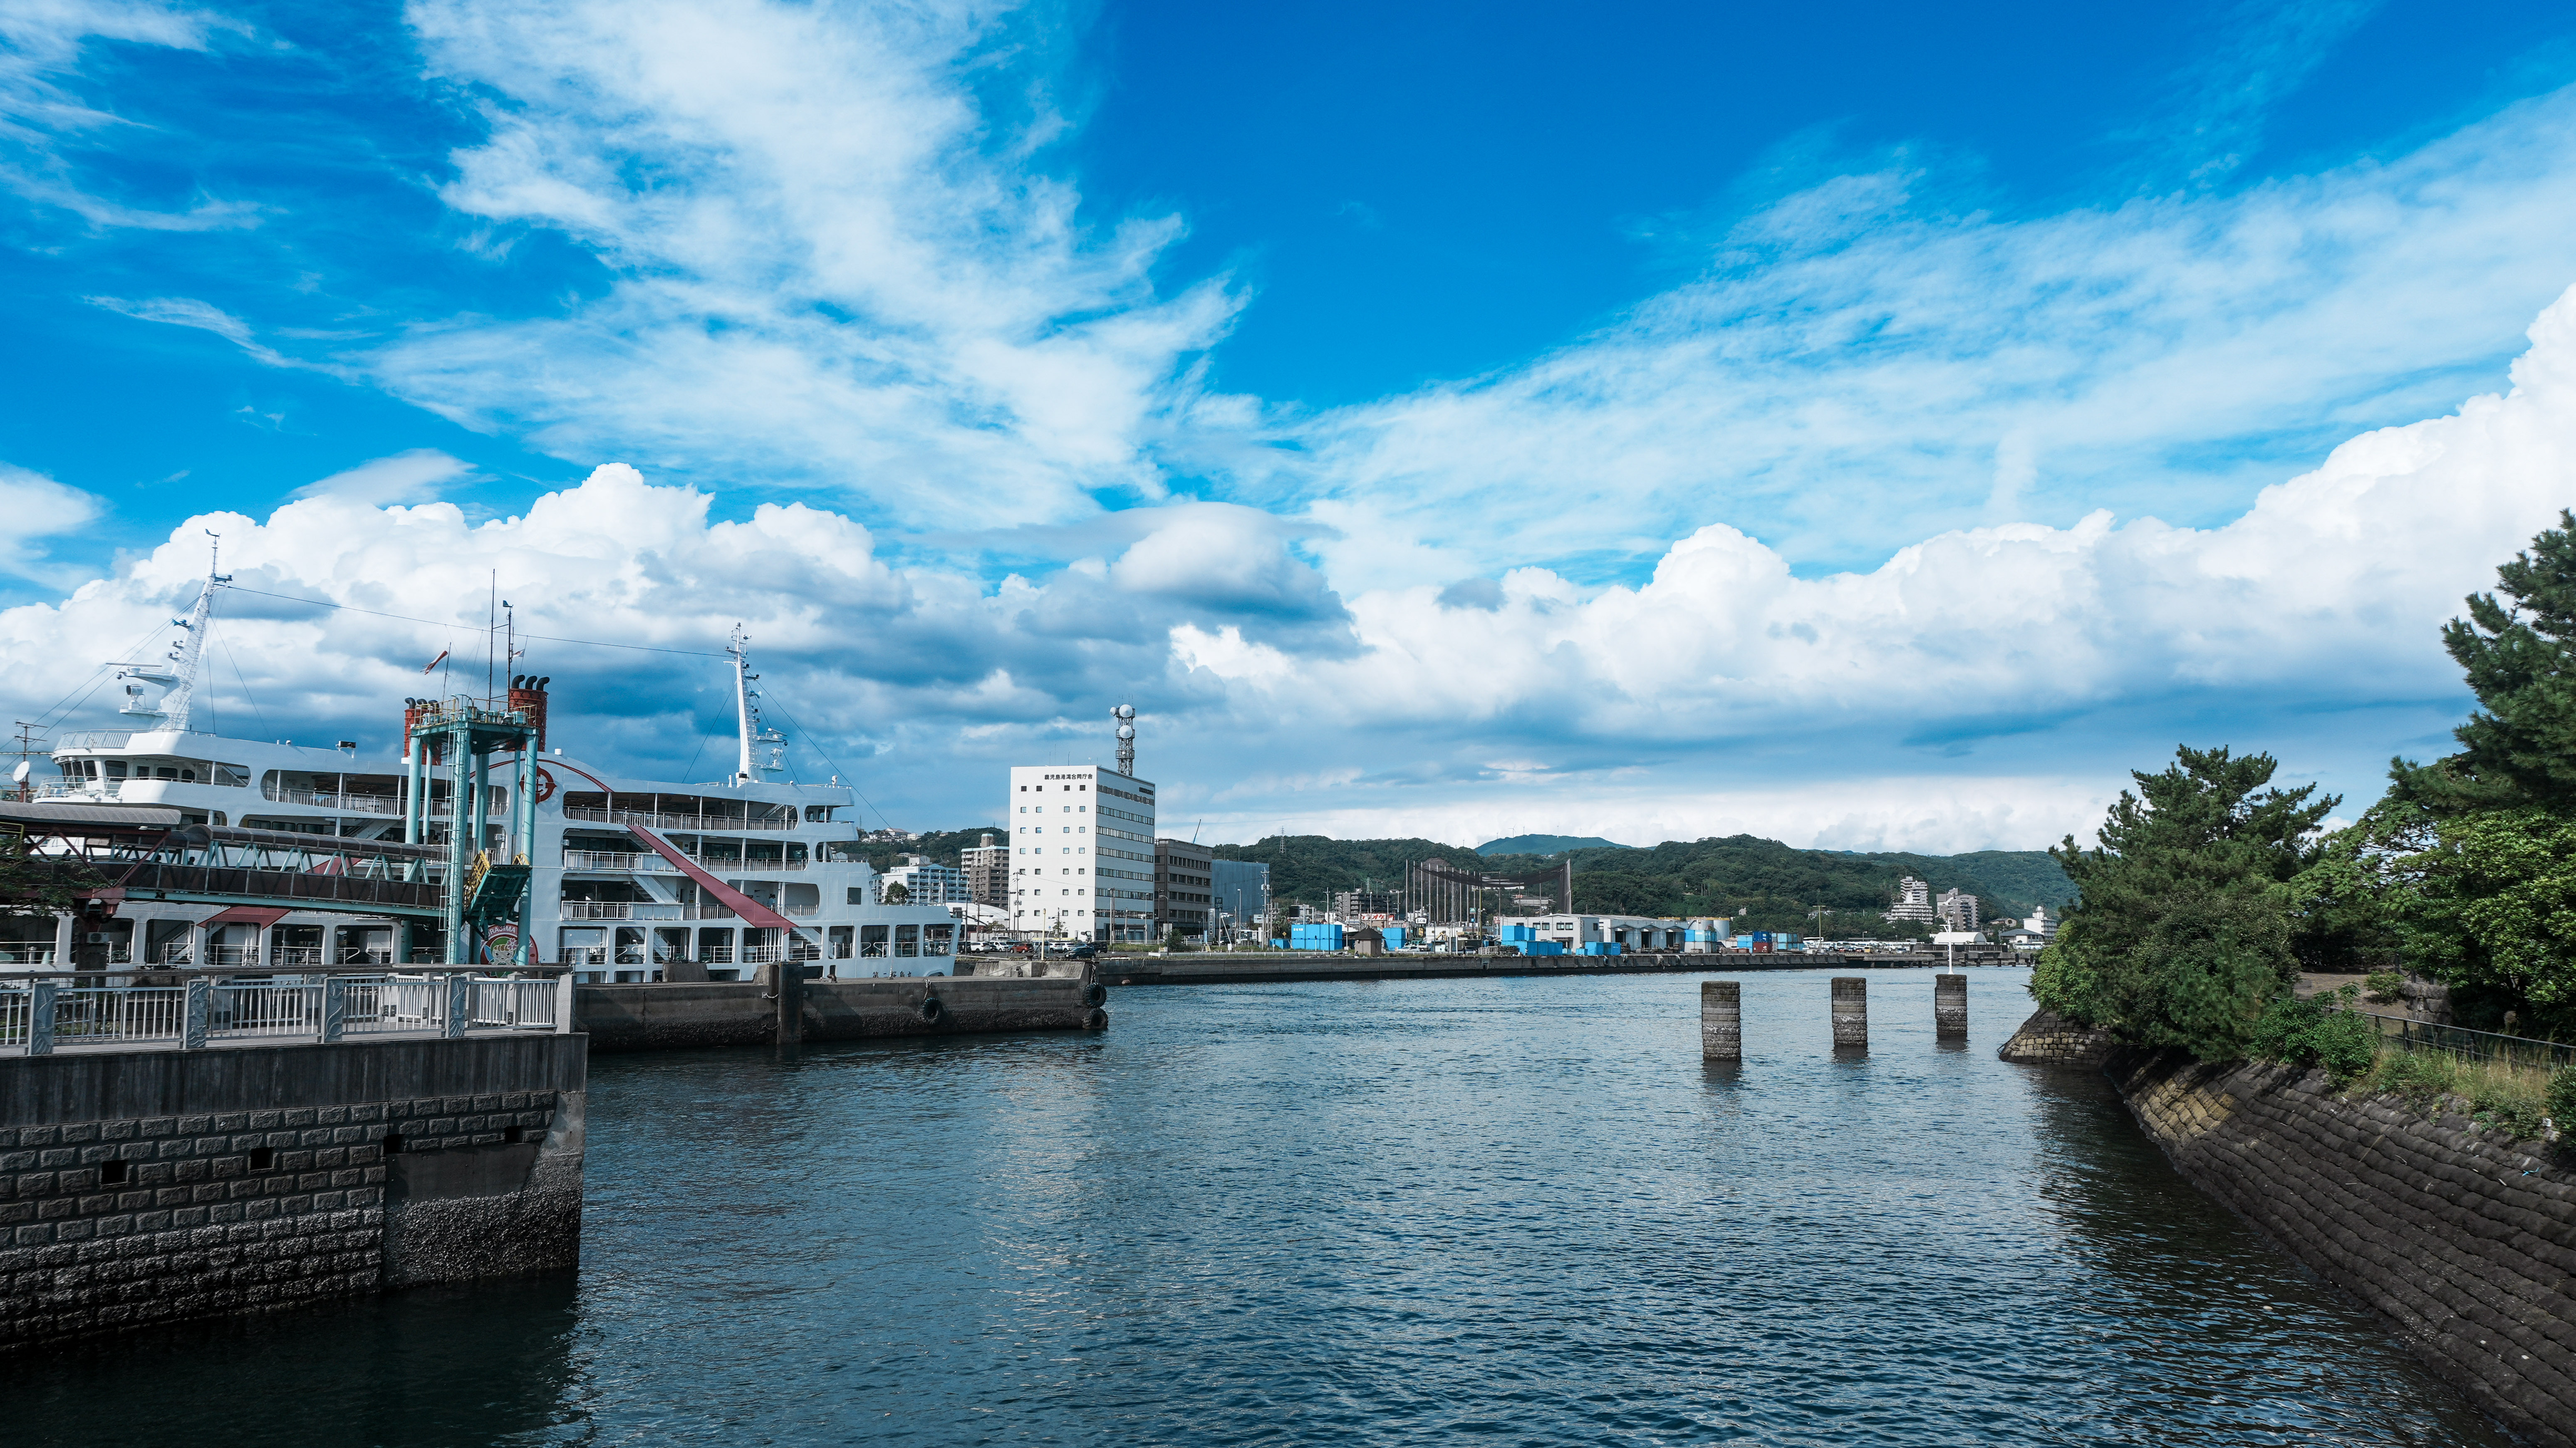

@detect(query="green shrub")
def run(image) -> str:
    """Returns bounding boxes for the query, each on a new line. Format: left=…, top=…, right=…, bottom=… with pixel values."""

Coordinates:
left=2549, top=1065, right=2576, bottom=1130
left=2470, top=1077, right=2550, bottom=1142
left=2249, top=987, right=2380, bottom=1084
left=2363, top=969, right=2406, bottom=1004
left=2376, top=1049, right=2457, bottom=1105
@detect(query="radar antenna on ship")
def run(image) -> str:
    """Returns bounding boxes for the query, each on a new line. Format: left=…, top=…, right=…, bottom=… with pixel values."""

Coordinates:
left=111, top=532, right=230, bottom=732
left=728, top=623, right=787, bottom=783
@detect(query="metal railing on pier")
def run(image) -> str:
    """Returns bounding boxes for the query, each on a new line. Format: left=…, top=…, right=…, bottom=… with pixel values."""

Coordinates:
left=0, top=968, right=569, bottom=1056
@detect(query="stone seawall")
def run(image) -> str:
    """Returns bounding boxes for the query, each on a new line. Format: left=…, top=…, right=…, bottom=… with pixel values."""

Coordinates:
left=578, top=975, right=1104, bottom=1052
left=0, top=1034, right=586, bottom=1351
left=1996, top=1007, right=2119, bottom=1067
left=2106, top=1048, right=2576, bottom=1447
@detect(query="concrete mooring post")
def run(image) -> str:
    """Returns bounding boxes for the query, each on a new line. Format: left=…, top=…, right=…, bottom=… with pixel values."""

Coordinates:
left=1934, top=973, right=1968, bottom=1040
left=1701, top=980, right=1741, bottom=1061
left=1831, top=976, right=1868, bottom=1049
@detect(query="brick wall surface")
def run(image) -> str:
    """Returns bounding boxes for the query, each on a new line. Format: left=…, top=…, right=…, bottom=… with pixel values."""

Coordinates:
left=2109, top=1049, right=2576, bottom=1448
left=0, top=1090, right=562, bottom=1350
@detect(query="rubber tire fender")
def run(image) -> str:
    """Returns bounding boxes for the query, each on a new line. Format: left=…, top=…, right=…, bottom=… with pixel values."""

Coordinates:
left=1082, top=983, right=1108, bottom=1007
left=918, top=996, right=944, bottom=1024
left=1082, top=1007, right=1110, bottom=1032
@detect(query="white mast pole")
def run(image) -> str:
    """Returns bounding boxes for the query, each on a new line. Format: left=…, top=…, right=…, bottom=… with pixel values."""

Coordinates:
left=730, top=624, right=756, bottom=784
left=154, top=532, right=228, bottom=734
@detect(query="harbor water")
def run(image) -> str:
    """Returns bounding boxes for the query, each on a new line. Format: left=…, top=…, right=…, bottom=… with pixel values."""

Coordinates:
left=3, top=968, right=2508, bottom=1445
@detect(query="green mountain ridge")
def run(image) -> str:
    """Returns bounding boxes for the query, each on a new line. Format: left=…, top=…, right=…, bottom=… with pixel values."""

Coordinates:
left=1209, top=832, right=2073, bottom=936
left=1476, top=833, right=1632, bottom=855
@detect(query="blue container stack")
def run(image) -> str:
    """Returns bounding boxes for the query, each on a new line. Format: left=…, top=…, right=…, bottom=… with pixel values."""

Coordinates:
left=1287, top=922, right=1346, bottom=952
left=1383, top=926, right=1408, bottom=949
left=1575, top=941, right=1623, bottom=957
left=1524, top=940, right=1567, bottom=956
left=1499, top=923, right=1538, bottom=944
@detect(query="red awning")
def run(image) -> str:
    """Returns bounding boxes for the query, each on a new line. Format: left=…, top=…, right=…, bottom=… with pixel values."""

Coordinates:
left=624, top=825, right=799, bottom=932
left=199, top=905, right=291, bottom=928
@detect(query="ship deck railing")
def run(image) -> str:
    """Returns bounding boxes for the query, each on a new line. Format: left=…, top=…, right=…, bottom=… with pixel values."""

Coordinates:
left=561, top=804, right=798, bottom=832
left=560, top=849, right=807, bottom=874
left=1, top=967, right=572, bottom=1055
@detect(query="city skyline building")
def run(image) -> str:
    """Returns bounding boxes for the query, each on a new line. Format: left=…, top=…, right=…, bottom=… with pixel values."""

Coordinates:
left=1006, top=764, right=1157, bottom=942
left=1156, top=837, right=1214, bottom=943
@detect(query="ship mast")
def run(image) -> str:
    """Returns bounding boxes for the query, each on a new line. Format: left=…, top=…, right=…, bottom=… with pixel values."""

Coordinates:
left=116, top=532, right=230, bottom=732
left=727, top=623, right=785, bottom=783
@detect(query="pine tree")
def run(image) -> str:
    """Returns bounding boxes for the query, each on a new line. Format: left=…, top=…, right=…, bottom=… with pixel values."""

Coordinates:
left=2034, top=746, right=2334, bottom=1057
left=2393, top=509, right=2576, bottom=814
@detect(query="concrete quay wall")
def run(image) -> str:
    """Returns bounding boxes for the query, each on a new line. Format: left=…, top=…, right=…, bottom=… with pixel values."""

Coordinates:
left=577, top=975, right=1103, bottom=1053
left=0, top=1034, right=586, bottom=1352
left=2105, top=1047, right=2576, bottom=1447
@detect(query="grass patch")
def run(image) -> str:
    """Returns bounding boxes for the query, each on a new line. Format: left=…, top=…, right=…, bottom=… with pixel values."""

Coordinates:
left=2349, top=1047, right=2566, bottom=1146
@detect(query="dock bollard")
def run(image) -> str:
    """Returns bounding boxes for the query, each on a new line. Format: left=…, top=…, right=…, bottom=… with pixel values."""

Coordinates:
left=1934, top=973, right=1967, bottom=1040
left=1701, top=980, right=1741, bottom=1061
left=1831, top=977, right=1868, bottom=1049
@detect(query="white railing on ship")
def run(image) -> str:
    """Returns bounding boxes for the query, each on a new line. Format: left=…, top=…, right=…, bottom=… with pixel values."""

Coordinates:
left=556, top=901, right=684, bottom=921
left=262, top=785, right=404, bottom=815
left=0, top=972, right=565, bottom=1053
left=560, top=805, right=798, bottom=832
left=0, top=946, right=56, bottom=966
left=561, top=849, right=808, bottom=873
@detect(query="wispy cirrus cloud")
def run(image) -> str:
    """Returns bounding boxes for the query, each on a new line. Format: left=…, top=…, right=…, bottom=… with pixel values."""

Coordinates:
left=1286, top=85, right=2576, bottom=588
left=363, top=0, right=1241, bottom=527
left=0, top=0, right=257, bottom=230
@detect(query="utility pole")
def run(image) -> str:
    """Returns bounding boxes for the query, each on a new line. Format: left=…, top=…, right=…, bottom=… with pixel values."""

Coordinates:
left=10, top=720, right=45, bottom=801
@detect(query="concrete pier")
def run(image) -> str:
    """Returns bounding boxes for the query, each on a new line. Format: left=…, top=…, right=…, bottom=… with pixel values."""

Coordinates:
left=1831, top=977, right=1868, bottom=1049
left=0, top=1034, right=585, bottom=1351
left=1700, top=980, right=1741, bottom=1061
left=576, top=975, right=1102, bottom=1052
left=1934, top=974, right=1968, bottom=1040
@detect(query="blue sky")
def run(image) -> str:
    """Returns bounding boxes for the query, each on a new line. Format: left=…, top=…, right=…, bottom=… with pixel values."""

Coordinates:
left=5, top=0, right=2576, bottom=851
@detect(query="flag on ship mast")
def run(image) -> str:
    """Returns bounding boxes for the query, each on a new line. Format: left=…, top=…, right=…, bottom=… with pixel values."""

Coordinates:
left=421, top=649, right=449, bottom=673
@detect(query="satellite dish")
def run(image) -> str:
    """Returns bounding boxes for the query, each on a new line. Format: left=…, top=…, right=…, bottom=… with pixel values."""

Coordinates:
left=10, top=761, right=27, bottom=785
left=1113, top=704, right=1134, bottom=720
left=1117, top=725, right=1134, bottom=740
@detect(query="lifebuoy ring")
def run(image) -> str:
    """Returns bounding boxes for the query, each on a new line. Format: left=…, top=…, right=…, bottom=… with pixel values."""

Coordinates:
left=533, top=766, right=557, bottom=804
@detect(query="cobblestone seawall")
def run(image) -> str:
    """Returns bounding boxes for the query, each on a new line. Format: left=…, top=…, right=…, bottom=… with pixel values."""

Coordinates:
left=0, top=1034, right=586, bottom=1351
left=1997, top=1007, right=2120, bottom=1067
left=2108, top=1049, right=2576, bottom=1447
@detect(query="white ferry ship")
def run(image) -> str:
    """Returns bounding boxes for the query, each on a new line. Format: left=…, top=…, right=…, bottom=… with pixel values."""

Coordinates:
left=13, top=568, right=962, bottom=983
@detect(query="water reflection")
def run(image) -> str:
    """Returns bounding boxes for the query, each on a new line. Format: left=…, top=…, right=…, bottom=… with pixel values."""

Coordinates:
left=2, top=968, right=2508, bottom=1447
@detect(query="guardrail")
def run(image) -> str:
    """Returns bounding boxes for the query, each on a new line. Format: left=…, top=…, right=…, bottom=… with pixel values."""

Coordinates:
left=2353, top=1009, right=2576, bottom=1070
left=0, top=968, right=570, bottom=1055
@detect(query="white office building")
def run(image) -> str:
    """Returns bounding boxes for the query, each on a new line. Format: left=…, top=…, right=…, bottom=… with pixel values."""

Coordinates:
left=1006, top=765, right=1156, bottom=942
left=882, top=854, right=969, bottom=906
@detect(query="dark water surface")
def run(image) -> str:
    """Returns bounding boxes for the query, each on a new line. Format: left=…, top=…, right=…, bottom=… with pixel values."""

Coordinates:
left=5, top=968, right=2507, bottom=1446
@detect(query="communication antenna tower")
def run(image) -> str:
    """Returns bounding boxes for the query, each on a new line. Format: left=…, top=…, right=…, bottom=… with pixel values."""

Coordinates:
left=1112, top=703, right=1136, bottom=777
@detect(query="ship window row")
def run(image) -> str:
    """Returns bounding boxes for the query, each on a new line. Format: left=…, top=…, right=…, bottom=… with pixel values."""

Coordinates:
left=57, top=757, right=249, bottom=785
left=561, top=922, right=954, bottom=980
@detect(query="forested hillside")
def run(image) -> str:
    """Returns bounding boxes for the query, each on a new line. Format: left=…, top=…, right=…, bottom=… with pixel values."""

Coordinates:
left=861, top=827, right=1003, bottom=874
left=1209, top=832, right=2073, bottom=935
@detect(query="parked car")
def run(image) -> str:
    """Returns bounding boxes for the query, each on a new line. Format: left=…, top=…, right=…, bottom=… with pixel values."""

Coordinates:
left=1065, top=942, right=1101, bottom=960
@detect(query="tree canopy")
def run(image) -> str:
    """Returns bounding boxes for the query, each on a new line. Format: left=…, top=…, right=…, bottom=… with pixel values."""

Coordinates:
left=2032, top=747, right=2333, bottom=1057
